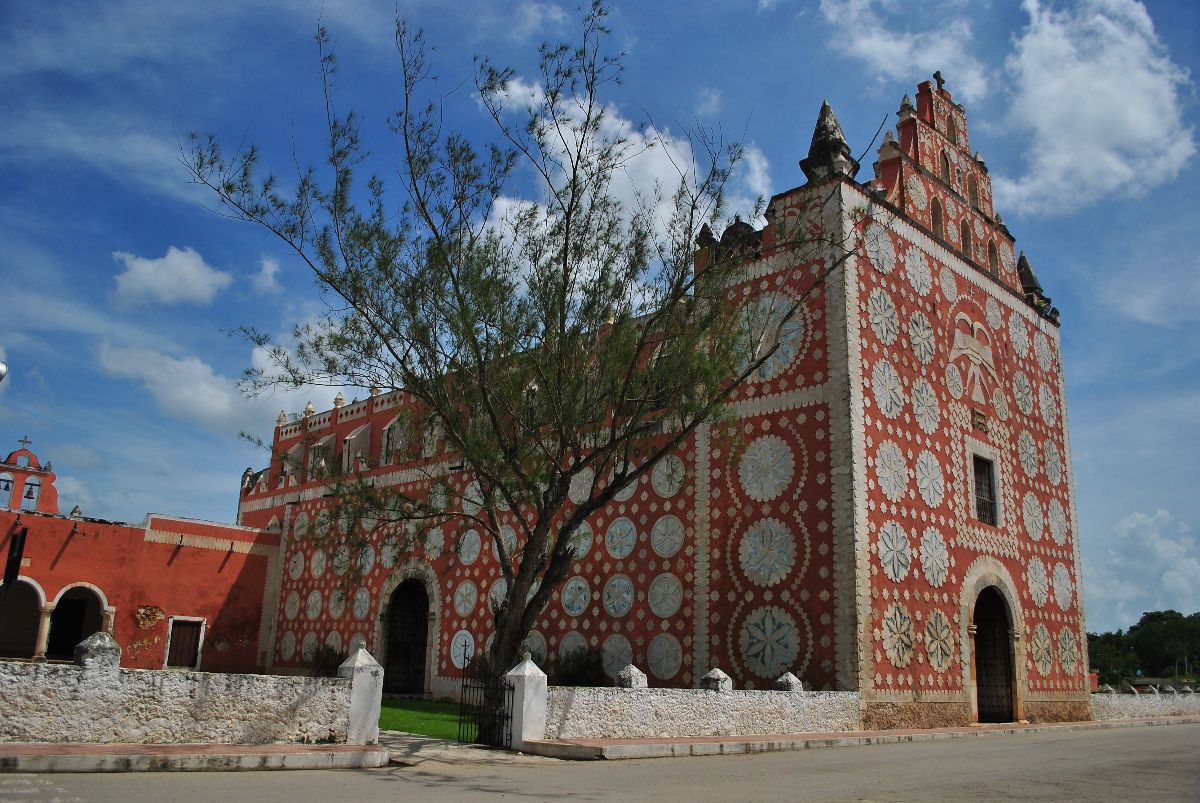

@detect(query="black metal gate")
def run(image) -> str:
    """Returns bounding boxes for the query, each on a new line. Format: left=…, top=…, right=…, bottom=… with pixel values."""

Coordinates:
left=457, top=655, right=513, bottom=748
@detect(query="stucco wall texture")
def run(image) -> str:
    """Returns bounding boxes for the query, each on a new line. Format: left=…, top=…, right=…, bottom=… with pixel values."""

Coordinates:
left=543, top=686, right=861, bottom=739
left=1091, top=693, right=1200, bottom=721
left=0, top=660, right=350, bottom=744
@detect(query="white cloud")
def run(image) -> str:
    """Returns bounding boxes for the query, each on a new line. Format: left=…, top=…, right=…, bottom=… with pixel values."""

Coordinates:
left=97, top=343, right=243, bottom=432
left=695, top=87, right=723, bottom=117
left=993, top=0, right=1195, bottom=216
left=253, top=256, right=283, bottom=294
left=510, top=2, right=568, bottom=42
left=817, top=0, right=989, bottom=103
left=53, top=475, right=97, bottom=516
left=1084, top=510, right=1199, bottom=631
left=111, top=246, right=233, bottom=307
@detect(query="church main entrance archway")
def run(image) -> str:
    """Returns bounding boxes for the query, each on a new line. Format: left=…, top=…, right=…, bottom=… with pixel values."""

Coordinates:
left=384, top=579, right=429, bottom=694
left=47, top=586, right=104, bottom=660
left=973, top=586, right=1014, bottom=722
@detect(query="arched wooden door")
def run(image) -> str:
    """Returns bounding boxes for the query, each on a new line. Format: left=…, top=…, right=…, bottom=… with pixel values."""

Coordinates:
left=973, top=586, right=1015, bottom=722
left=384, top=579, right=429, bottom=694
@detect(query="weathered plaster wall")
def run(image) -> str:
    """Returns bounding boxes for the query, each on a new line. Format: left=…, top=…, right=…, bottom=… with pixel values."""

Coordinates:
left=0, top=660, right=350, bottom=744
left=543, top=686, right=861, bottom=739
left=1091, top=693, right=1200, bottom=721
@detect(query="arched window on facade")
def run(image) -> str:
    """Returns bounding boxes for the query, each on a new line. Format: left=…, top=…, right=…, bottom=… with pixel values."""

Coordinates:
left=987, top=240, right=998, bottom=274
left=947, top=115, right=958, bottom=145
left=342, top=424, right=370, bottom=474
left=961, top=220, right=973, bottom=260
left=931, top=198, right=944, bottom=240
left=940, top=151, right=951, bottom=184
left=308, top=437, right=332, bottom=482
left=968, top=175, right=979, bottom=209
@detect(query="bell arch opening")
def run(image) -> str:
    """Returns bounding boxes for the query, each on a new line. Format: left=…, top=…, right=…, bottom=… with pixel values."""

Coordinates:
left=383, top=578, right=430, bottom=695
left=47, top=586, right=104, bottom=660
left=0, top=579, right=42, bottom=658
left=973, top=586, right=1015, bottom=722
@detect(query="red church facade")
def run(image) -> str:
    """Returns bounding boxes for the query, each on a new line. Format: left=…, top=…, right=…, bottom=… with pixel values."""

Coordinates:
left=234, top=78, right=1090, bottom=726
left=0, top=445, right=279, bottom=673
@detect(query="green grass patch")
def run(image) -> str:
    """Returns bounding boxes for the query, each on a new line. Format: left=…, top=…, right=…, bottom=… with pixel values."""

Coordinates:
left=378, top=697, right=462, bottom=740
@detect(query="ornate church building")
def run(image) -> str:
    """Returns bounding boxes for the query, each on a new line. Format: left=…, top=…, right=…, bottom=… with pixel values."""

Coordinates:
left=235, top=77, right=1088, bottom=727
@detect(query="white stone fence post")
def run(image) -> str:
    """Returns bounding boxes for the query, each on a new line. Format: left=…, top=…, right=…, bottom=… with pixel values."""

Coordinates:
left=506, top=653, right=547, bottom=751
left=338, top=648, right=384, bottom=745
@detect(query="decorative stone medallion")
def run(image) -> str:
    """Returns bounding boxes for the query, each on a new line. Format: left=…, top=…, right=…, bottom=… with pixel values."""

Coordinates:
left=912, top=379, right=940, bottom=434
left=652, top=454, right=686, bottom=498
left=459, top=529, right=482, bottom=565
left=877, top=520, right=912, bottom=582
left=569, top=467, right=594, bottom=505
left=986, top=298, right=1003, bottom=331
left=358, top=545, right=376, bottom=576
left=649, top=573, right=683, bottom=618
left=865, top=222, right=896, bottom=275
left=492, top=525, right=518, bottom=561
left=1028, top=557, right=1050, bottom=608
left=301, top=632, right=318, bottom=662
left=946, top=363, right=964, bottom=400
left=1039, top=383, right=1058, bottom=426
left=1030, top=624, right=1054, bottom=676
left=743, top=292, right=807, bottom=381
left=1047, top=500, right=1069, bottom=545
left=454, top=580, right=478, bottom=616
left=1013, top=372, right=1034, bottom=416
left=606, top=517, right=637, bottom=559
left=305, top=589, right=323, bottom=620
left=651, top=515, right=685, bottom=558
left=909, top=312, right=936, bottom=364
left=352, top=587, right=371, bottom=620
left=881, top=602, right=915, bottom=668
left=905, top=248, right=933, bottom=296
left=423, top=527, right=443, bottom=560
left=568, top=522, right=593, bottom=561
left=872, top=360, right=905, bottom=419
left=521, top=631, right=548, bottom=665
left=1018, top=431, right=1039, bottom=477
left=284, top=591, right=300, bottom=620
left=648, top=633, right=683, bottom=679
left=328, top=588, right=346, bottom=619
left=602, top=634, right=633, bottom=678
left=561, top=576, right=590, bottom=617
left=613, top=461, right=638, bottom=502
left=919, top=527, right=949, bottom=587
left=461, top=479, right=484, bottom=516
left=288, top=552, right=304, bottom=580
left=603, top=575, right=635, bottom=617
left=907, top=175, right=928, bottom=211
left=1058, top=628, right=1079, bottom=675
left=924, top=609, right=954, bottom=672
left=915, top=451, right=945, bottom=508
left=489, top=579, right=508, bottom=611
left=875, top=440, right=908, bottom=502
left=1008, top=313, right=1030, bottom=357
left=559, top=631, right=586, bottom=657
left=1022, top=493, right=1045, bottom=542
left=739, top=518, right=797, bottom=587
left=1045, top=441, right=1063, bottom=486
left=867, top=289, right=899, bottom=345
left=450, top=630, right=475, bottom=669
left=280, top=631, right=297, bottom=661
left=739, top=435, right=795, bottom=502
left=1052, top=563, right=1074, bottom=611
left=940, top=266, right=957, bottom=303
left=740, top=605, right=801, bottom=678
left=1035, top=331, right=1054, bottom=372
left=310, top=548, right=327, bottom=579
left=333, top=545, right=350, bottom=576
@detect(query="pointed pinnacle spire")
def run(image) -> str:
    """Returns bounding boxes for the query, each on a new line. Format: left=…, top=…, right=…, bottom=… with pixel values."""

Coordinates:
left=800, top=101, right=860, bottom=182
left=1016, top=251, right=1042, bottom=295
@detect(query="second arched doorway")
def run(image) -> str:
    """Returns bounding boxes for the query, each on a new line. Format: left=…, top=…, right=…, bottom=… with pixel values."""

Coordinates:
left=384, top=579, right=430, bottom=694
left=973, top=586, right=1015, bottom=722
left=47, top=586, right=104, bottom=660
left=0, top=579, right=41, bottom=658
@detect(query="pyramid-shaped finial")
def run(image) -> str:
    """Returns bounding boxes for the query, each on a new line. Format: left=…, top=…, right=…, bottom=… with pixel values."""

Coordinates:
left=276, top=410, right=288, bottom=427
left=1016, top=251, right=1042, bottom=295
left=800, top=101, right=860, bottom=182
left=303, top=401, right=315, bottom=417
left=333, top=391, right=345, bottom=408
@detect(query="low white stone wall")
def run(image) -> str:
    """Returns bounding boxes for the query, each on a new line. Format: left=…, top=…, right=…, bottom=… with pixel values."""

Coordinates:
left=544, top=686, right=862, bottom=739
left=1091, top=693, right=1200, bottom=721
left=0, top=659, right=351, bottom=744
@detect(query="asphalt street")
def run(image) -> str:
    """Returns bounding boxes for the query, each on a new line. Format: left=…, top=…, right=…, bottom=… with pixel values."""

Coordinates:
left=2, top=722, right=1197, bottom=802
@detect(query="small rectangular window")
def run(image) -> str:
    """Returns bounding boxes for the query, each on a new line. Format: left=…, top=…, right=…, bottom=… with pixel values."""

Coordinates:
left=973, top=456, right=997, bottom=525
left=167, top=620, right=202, bottom=669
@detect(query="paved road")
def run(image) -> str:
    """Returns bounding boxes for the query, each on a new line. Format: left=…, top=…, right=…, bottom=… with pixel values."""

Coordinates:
left=3, top=723, right=1197, bottom=802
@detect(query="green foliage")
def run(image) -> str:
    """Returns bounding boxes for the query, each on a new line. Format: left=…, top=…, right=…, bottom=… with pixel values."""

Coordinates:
left=378, top=698, right=462, bottom=740
left=1089, top=610, right=1200, bottom=684
left=546, top=646, right=607, bottom=687
left=305, top=645, right=347, bottom=678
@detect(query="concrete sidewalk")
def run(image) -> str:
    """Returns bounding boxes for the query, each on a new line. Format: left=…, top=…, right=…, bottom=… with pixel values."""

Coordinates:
left=3, top=716, right=1197, bottom=772
left=524, top=715, right=1200, bottom=760
left=0, top=741, right=389, bottom=773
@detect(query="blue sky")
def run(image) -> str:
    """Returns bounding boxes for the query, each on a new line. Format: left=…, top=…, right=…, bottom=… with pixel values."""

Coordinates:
left=1, top=0, right=1196, bottom=633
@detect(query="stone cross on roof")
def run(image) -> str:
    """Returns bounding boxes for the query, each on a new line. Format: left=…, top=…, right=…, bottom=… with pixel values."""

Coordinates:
left=18, top=435, right=31, bottom=449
